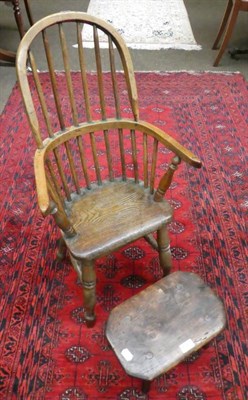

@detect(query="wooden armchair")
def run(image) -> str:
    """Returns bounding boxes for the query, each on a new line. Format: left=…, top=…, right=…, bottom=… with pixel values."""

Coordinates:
left=16, top=12, right=201, bottom=327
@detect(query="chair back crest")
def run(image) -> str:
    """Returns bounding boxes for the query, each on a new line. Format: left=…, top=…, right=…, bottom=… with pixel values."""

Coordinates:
left=16, top=11, right=139, bottom=148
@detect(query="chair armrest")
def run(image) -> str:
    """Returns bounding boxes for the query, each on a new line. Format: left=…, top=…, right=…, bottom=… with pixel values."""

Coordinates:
left=34, top=149, right=52, bottom=216
left=138, top=120, right=202, bottom=168
left=34, top=149, right=77, bottom=237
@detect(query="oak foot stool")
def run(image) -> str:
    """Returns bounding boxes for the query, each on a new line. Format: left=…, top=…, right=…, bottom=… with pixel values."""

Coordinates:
left=106, top=271, right=226, bottom=393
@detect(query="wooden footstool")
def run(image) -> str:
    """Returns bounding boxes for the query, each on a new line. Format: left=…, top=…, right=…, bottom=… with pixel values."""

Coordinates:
left=106, top=271, right=226, bottom=393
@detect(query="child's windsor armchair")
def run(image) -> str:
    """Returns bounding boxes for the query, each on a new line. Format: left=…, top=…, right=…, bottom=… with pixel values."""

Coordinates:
left=16, top=12, right=201, bottom=327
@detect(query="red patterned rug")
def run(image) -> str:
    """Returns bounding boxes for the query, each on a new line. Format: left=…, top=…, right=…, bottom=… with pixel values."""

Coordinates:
left=0, top=72, right=247, bottom=400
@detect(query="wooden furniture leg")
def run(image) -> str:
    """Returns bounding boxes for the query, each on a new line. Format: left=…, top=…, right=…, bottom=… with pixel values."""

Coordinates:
left=213, top=0, right=248, bottom=66
left=70, top=256, right=96, bottom=326
left=212, top=0, right=233, bottom=49
left=157, top=226, right=172, bottom=276
left=23, top=0, right=34, bottom=26
left=0, top=48, right=15, bottom=62
left=0, top=0, right=33, bottom=63
left=57, top=236, right=67, bottom=260
left=11, top=0, right=25, bottom=37
left=80, top=260, right=96, bottom=327
left=142, top=381, right=151, bottom=394
left=213, top=2, right=240, bottom=66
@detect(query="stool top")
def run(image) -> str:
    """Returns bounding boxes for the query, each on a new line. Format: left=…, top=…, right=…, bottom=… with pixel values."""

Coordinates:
left=106, top=271, right=226, bottom=381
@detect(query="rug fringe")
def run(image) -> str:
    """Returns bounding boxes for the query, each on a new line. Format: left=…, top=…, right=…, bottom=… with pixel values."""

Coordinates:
left=29, top=70, right=243, bottom=77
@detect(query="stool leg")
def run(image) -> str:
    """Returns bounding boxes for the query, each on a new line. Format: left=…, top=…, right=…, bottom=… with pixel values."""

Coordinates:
left=57, top=236, right=67, bottom=260
left=157, top=226, right=172, bottom=276
left=142, top=380, right=151, bottom=394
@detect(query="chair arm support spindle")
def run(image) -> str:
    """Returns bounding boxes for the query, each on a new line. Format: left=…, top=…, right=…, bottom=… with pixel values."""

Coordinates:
left=154, top=156, right=181, bottom=202
left=50, top=205, right=77, bottom=238
left=47, top=180, right=77, bottom=238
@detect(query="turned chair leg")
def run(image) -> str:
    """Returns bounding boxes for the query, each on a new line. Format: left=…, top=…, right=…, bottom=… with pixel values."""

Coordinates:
left=69, top=256, right=96, bottom=327
left=80, top=259, right=96, bottom=327
left=57, top=236, right=67, bottom=260
left=157, top=226, right=172, bottom=276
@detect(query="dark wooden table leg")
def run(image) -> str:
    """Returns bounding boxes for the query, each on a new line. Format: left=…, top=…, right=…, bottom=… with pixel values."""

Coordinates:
left=0, top=0, right=33, bottom=63
left=23, top=0, right=34, bottom=26
left=11, top=0, right=25, bottom=38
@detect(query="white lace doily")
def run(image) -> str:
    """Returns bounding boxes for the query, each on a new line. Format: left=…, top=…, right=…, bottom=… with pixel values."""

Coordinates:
left=83, top=0, right=201, bottom=50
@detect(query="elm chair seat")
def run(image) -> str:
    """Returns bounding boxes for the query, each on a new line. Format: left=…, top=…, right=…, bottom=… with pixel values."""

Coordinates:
left=65, top=180, right=173, bottom=260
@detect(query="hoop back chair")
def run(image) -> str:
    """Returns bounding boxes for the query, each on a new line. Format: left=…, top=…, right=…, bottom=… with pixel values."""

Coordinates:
left=16, top=12, right=201, bottom=327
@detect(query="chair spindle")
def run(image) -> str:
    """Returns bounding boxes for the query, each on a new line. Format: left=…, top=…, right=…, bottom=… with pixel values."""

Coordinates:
left=143, top=133, right=148, bottom=188
left=118, top=128, right=126, bottom=181
left=53, top=147, right=71, bottom=201
left=150, top=138, right=158, bottom=194
left=108, top=35, right=121, bottom=119
left=77, top=136, right=91, bottom=189
left=131, top=129, right=139, bottom=183
left=154, top=156, right=181, bottom=202
left=46, top=158, right=65, bottom=206
left=42, top=30, right=65, bottom=131
left=104, top=130, right=114, bottom=181
left=90, top=132, right=102, bottom=185
left=93, top=25, right=106, bottom=120
left=77, top=22, right=92, bottom=122
left=64, top=141, right=81, bottom=194
left=28, top=51, right=54, bottom=138
left=59, top=23, right=79, bottom=127
left=47, top=178, right=76, bottom=237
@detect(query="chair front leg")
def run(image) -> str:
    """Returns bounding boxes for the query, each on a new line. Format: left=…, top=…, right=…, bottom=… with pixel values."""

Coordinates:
left=80, top=259, right=96, bottom=327
left=157, top=225, right=172, bottom=276
left=69, top=256, right=96, bottom=327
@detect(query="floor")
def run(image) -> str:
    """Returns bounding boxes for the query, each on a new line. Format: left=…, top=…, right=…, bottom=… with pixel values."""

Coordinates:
left=0, top=0, right=247, bottom=113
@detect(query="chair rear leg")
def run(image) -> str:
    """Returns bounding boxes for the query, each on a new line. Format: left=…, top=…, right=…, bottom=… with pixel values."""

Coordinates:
left=157, top=225, right=172, bottom=276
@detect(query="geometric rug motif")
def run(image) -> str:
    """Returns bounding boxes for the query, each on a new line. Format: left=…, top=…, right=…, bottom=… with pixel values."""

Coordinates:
left=0, top=72, right=247, bottom=399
